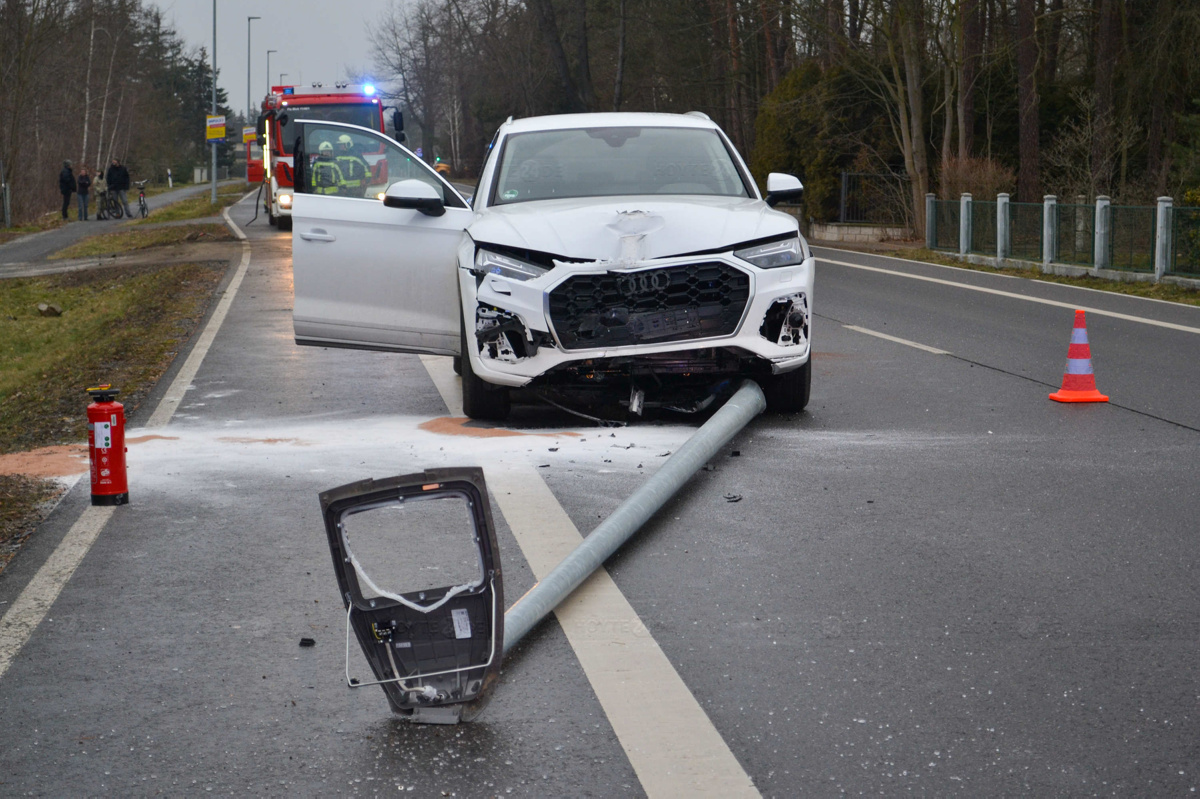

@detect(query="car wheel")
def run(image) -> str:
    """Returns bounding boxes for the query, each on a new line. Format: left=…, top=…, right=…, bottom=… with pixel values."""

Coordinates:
left=460, top=315, right=510, bottom=421
left=278, top=215, right=292, bottom=232
left=267, top=207, right=276, bottom=226
left=761, top=358, right=811, bottom=413
left=452, top=356, right=462, bottom=375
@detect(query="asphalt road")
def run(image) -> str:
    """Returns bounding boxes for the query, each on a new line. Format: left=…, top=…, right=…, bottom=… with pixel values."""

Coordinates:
left=0, top=201, right=1197, bottom=795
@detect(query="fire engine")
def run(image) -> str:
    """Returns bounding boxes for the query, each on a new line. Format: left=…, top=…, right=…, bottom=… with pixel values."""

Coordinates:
left=251, top=82, right=402, bottom=229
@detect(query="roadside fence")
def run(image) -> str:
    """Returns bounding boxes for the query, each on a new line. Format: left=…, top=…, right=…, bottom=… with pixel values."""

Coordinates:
left=838, top=171, right=913, bottom=227
left=926, top=192, right=1200, bottom=285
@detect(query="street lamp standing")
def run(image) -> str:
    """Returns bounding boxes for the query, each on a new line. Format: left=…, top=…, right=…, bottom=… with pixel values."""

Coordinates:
left=211, top=0, right=218, bottom=203
left=266, top=49, right=277, bottom=91
left=247, top=16, right=260, bottom=121
left=280, top=73, right=288, bottom=85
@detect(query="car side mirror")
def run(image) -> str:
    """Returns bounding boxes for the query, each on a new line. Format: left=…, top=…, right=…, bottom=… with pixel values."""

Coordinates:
left=765, top=172, right=804, bottom=207
left=383, top=179, right=445, bottom=217
left=255, top=114, right=267, bottom=147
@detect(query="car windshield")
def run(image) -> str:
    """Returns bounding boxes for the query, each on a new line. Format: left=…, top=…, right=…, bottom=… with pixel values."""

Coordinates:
left=492, top=126, right=750, bottom=205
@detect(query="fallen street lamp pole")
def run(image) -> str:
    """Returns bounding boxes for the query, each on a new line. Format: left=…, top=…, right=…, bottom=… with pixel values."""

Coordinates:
left=502, top=379, right=767, bottom=657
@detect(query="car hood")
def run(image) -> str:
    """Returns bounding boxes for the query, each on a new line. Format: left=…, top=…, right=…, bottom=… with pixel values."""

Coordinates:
left=468, top=196, right=798, bottom=262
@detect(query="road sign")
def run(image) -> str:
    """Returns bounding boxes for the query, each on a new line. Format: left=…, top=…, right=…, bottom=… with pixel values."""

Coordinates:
left=206, top=115, right=226, bottom=141
left=242, top=126, right=255, bottom=144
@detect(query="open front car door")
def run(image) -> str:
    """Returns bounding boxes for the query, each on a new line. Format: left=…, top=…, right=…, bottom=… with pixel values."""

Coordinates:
left=291, top=121, right=471, bottom=356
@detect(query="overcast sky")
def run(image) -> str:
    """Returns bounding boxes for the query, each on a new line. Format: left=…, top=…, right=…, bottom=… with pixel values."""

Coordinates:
left=149, top=0, right=396, bottom=118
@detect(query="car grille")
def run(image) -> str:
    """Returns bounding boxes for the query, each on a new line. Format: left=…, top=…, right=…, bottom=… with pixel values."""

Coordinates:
left=547, top=261, right=750, bottom=350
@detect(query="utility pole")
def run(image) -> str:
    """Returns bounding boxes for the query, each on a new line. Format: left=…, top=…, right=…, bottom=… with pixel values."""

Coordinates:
left=247, top=17, right=260, bottom=121
left=266, top=50, right=277, bottom=92
left=211, top=0, right=218, bottom=203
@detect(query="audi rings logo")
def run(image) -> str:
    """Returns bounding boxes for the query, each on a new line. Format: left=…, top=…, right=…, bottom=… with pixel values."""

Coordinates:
left=616, top=271, right=670, bottom=298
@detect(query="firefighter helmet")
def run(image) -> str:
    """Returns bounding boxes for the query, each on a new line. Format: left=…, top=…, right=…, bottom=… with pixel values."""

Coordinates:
left=337, top=134, right=353, bottom=147
left=318, top=141, right=333, bottom=154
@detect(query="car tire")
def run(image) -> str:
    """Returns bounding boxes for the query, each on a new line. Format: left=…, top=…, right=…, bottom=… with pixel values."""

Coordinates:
left=460, top=315, right=510, bottom=421
left=278, top=215, right=292, bottom=232
left=451, top=356, right=462, bottom=376
left=267, top=207, right=276, bottom=226
left=762, top=358, right=811, bottom=414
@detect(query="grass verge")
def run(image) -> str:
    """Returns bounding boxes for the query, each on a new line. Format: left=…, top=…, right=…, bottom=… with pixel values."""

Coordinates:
left=0, top=214, right=67, bottom=246
left=0, top=475, right=65, bottom=574
left=1, top=260, right=229, bottom=452
left=49, top=223, right=234, bottom=260
left=130, top=186, right=246, bottom=225
left=0, top=259, right=228, bottom=575
left=855, top=246, right=1200, bottom=308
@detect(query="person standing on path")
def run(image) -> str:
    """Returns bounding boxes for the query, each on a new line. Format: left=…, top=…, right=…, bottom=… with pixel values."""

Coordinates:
left=106, top=157, right=132, bottom=218
left=58, top=160, right=74, bottom=220
left=75, top=166, right=92, bottom=221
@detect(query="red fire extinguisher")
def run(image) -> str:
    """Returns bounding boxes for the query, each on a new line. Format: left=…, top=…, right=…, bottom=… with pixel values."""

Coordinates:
left=86, top=385, right=128, bottom=506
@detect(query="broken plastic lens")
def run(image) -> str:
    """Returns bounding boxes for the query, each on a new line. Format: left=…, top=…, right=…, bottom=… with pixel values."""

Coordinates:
left=475, top=248, right=547, bottom=281
left=734, top=236, right=804, bottom=268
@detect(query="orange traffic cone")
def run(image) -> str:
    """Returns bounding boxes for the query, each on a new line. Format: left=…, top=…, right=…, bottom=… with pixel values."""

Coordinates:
left=1049, top=310, right=1109, bottom=403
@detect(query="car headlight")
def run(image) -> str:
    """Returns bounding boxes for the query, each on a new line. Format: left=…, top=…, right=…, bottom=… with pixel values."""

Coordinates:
left=278, top=193, right=293, bottom=208
left=734, top=236, right=805, bottom=268
left=475, top=249, right=548, bottom=281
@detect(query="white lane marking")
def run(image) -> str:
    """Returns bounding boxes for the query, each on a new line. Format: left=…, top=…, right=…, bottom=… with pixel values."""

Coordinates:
left=419, top=362, right=757, bottom=797
left=0, top=209, right=253, bottom=682
left=818, top=256, right=1200, bottom=335
left=0, top=507, right=114, bottom=679
left=418, top=355, right=463, bottom=416
left=144, top=208, right=251, bottom=428
left=843, top=325, right=950, bottom=354
left=486, top=467, right=758, bottom=798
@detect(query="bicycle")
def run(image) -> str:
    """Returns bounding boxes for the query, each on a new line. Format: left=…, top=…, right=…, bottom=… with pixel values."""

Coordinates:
left=96, top=189, right=124, bottom=220
left=134, top=180, right=148, bottom=218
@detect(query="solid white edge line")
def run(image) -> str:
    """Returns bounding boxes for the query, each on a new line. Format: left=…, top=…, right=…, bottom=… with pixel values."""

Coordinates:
left=843, top=325, right=950, bottom=354
left=417, top=361, right=757, bottom=797
left=818, top=255, right=1200, bottom=335
left=0, top=205, right=253, bottom=683
left=0, top=507, right=115, bottom=679
left=144, top=206, right=251, bottom=428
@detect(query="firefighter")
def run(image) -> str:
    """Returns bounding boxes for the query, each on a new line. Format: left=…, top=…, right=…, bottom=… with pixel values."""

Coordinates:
left=334, top=133, right=370, bottom=197
left=310, top=141, right=346, bottom=195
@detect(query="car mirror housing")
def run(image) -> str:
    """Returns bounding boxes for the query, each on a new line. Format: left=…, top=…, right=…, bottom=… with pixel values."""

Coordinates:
left=764, top=172, right=804, bottom=207
left=383, top=179, right=446, bottom=217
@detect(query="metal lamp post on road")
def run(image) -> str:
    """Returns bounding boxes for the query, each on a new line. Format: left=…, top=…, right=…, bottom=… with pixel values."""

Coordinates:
left=266, top=49, right=277, bottom=91
left=280, top=73, right=288, bottom=85
left=247, top=16, right=260, bottom=120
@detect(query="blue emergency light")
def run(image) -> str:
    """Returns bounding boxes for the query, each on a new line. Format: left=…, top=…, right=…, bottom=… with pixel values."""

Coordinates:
left=363, top=84, right=376, bottom=96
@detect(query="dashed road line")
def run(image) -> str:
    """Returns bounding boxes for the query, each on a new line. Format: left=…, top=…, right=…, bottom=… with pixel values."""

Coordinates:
left=843, top=324, right=950, bottom=354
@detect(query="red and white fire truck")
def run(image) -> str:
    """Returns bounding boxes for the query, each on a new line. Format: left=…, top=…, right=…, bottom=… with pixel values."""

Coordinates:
left=251, top=83, right=402, bottom=229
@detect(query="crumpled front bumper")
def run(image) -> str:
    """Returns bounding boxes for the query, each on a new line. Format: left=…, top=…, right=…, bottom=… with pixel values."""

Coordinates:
left=459, top=249, right=814, bottom=388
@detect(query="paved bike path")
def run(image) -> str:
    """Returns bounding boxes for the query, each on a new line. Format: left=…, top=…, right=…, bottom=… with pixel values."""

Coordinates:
left=0, top=180, right=243, bottom=267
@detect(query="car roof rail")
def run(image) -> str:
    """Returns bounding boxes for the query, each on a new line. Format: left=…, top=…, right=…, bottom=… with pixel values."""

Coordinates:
left=685, top=111, right=712, bottom=120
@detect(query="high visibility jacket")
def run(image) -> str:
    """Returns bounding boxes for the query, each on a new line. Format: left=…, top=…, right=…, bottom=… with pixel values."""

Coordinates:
left=335, top=154, right=370, bottom=188
left=311, top=158, right=345, bottom=195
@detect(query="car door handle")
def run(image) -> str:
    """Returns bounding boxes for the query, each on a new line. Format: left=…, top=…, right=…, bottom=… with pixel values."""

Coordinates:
left=299, top=229, right=336, bottom=242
